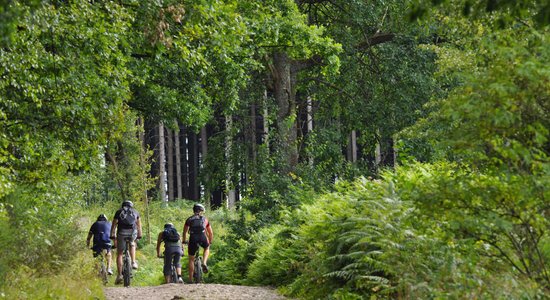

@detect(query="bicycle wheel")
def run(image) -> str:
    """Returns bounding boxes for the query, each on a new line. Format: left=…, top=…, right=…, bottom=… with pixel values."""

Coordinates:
left=100, top=261, right=108, bottom=284
left=171, top=265, right=178, bottom=283
left=123, top=251, right=132, bottom=287
left=193, top=256, right=203, bottom=283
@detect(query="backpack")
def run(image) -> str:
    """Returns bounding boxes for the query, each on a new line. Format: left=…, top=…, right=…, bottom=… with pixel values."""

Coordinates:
left=93, top=221, right=112, bottom=245
left=118, top=206, right=136, bottom=229
left=163, top=227, right=180, bottom=242
left=188, top=215, right=206, bottom=234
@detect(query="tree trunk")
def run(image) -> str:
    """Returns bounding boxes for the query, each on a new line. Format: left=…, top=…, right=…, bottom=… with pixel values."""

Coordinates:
left=263, top=89, right=270, bottom=148
left=200, top=126, right=210, bottom=208
left=137, top=117, right=151, bottom=244
left=225, top=114, right=236, bottom=209
left=158, top=121, right=167, bottom=202
left=347, top=130, right=357, bottom=163
left=374, top=130, right=382, bottom=171
left=175, top=123, right=182, bottom=200
left=167, top=127, right=174, bottom=201
left=307, top=95, right=314, bottom=165
left=188, top=130, right=199, bottom=201
left=272, top=51, right=298, bottom=171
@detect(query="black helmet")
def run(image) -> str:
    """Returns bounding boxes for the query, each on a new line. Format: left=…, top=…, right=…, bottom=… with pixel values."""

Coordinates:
left=97, top=214, right=107, bottom=221
left=164, top=223, right=174, bottom=229
left=122, top=200, right=133, bottom=208
left=193, top=203, right=205, bottom=213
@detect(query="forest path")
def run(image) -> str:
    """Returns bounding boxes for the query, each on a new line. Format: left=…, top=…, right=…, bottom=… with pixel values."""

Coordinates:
left=104, top=283, right=288, bottom=300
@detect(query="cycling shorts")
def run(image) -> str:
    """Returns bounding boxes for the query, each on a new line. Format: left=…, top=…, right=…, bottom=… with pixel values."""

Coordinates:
left=116, top=229, right=137, bottom=253
left=163, top=246, right=183, bottom=275
left=92, top=242, right=112, bottom=257
left=188, top=233, right=209, bottom=256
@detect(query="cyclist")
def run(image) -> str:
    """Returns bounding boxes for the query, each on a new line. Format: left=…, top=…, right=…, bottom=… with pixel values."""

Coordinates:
left=86, top=214, right=113, bottom=275
left=110, top=200, right=142, bottom=285
left=182, top=203, right=213, bottom=283
left=156, top=223, right=184, bottom=283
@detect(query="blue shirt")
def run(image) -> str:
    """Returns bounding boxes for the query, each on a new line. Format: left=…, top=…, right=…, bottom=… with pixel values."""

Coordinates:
left=89, top=221, right=112, bottom=246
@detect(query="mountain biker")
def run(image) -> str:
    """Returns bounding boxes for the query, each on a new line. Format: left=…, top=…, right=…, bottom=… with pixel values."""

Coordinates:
left=110, top=200, right=142, bottom=285
left=182, top=203, right=213, bottom=283
left=86, top=214, right=113, bottom=275
left=156, top=223, right=184, bottom=283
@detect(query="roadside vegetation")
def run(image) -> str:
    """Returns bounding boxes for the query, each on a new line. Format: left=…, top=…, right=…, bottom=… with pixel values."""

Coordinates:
left=1, top=0, right=548, bottom=299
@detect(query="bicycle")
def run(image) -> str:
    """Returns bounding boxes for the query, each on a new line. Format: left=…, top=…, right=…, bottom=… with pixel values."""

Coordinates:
left=192, top=247, right=203, bottom=284
left=159, top=253, right=179, bottom=283
left=92, top=247, right=110, bottom=285
left=122, top=236, right=133, bottom=287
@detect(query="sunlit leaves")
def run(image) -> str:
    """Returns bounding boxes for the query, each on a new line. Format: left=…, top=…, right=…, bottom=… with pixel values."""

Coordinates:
left=0, top=2, right=132, bottom=181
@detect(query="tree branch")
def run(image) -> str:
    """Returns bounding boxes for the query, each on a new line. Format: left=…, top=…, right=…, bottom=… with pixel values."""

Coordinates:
left=355, top=32, right=395, bottom=51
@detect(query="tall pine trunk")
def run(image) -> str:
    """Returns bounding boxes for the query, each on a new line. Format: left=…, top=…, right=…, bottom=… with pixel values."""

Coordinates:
left=167, top=127, right=174, bottom=201
left=175, top=123, right=182, bottom=200
left=158, top=122, right=167, bottom=202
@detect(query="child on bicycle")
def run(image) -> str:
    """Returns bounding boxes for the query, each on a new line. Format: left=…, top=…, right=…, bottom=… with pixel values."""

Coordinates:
left=182, top=203, right=214, bottom=283
left=156, top=223, right=184, bottom=283
left=86, top=214, right=113, bottom=275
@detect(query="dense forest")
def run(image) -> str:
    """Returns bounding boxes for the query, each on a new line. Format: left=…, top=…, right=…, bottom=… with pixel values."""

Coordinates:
left=1, top=0, right=549, bottom=298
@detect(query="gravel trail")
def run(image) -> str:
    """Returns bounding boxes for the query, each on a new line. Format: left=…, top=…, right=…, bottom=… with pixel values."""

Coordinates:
left=104, top=283, right=288, bottom=300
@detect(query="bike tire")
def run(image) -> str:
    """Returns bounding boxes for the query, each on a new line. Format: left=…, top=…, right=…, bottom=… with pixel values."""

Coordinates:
left=100, top=261, right=108, bottom=285
left=123, top=253, right=132, bottom=287
left=171, top=266, right=178, bottom=283
left=193, top=256, right=203, bottom=283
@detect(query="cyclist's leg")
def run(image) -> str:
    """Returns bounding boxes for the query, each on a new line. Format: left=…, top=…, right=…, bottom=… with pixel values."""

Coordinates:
left=173, top=247, right=183, bottom=277
left=116, top=231, right=132, bottom=283
left=130, top=230, right=138, bottom=269
left=187, top=241, right=198, bottom=282
left=163, top=250, right=171, bottom=283
left=104, top=246, right=113, bottom=274
left=199, top=236, right=211, bottom=272
left=116, top=234, right=125, bottom=277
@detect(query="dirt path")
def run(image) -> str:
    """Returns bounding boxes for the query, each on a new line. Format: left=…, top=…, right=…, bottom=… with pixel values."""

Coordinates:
left=104, top=283, right=288, bottom=300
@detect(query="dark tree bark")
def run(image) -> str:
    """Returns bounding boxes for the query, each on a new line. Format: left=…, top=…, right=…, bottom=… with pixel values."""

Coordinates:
left=166, top=127, right=174, bottom=201
left=188, top=130, right=200, bottom=201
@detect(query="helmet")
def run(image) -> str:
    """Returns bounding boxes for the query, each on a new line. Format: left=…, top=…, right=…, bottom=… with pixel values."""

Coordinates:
left=97, top=214, right=107, bottom=221
left=193, top=203, right=205, bottom=213
left=164, top=223, right=174, bottom=229
left=122, top=200, right=133, bottom=208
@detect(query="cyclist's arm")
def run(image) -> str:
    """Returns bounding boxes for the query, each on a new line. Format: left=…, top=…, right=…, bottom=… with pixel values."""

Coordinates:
left=156, top=232, right=163, bottom=257
left=182, top=224, right=189, bottom=244
left=136, top=217, right=142, bottom=238
left=206, top=224, right=213, bottom=244
left=110, top=218, right=118, bottom=239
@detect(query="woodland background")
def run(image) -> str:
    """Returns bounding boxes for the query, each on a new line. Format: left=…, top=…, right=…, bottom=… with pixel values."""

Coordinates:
left=0, top=0, right=549, bottom=298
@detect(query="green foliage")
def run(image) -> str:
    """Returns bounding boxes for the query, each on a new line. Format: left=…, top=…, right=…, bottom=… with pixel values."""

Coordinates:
left=0, top=1, right=131, bottom=184
left=0, top=175, right=105, bottom=298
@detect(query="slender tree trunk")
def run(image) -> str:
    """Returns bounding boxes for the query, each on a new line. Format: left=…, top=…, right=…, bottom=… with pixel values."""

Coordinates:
left=347, top=130, right=357, bottom=163
left=159, top=121, right=167, bottom=202
left=137, top=117, right=151, bottom=244
left=225, top=115, right=236, bottom=209
left=175, top=123, right=182, bottom=200
left=263, top=89, right=270, bottom=148
left=200, top=126, right=210, bottom=208
left=307, top=95, right=314, bottom=165
left=181, top=126, right=189, bottom=200
left=167, top=127, right=174, bottom=201
left=374, top=130, right=382, bottom=171
left=188, top=131, right=199, bottom=201
left=250, top=101, right=257, bottom=164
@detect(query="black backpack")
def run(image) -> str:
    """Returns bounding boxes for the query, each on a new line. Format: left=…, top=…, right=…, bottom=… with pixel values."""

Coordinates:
left=118, top=206, right=136, bottom=229
left=189, top=215, right=206, bottom=234
left=163, top=227, right=181, bottom=242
